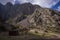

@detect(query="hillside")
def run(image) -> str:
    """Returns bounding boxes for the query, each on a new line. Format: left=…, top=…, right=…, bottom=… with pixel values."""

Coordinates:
left=28, top=8, right=60, bottom=31
left=0, top=2, right=60, bottom=40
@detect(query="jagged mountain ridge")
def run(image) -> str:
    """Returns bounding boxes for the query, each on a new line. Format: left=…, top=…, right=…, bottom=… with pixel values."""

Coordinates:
left=0, top=2, right=38, bottom=21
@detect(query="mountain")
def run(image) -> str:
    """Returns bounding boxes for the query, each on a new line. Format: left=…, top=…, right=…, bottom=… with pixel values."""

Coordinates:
left=0, top=2, right=41, bottom=31
left=0, top=2, right=36, bottom=21
left=0, top=2, right=60, bottom=32
left=0, top=3, right=5, bottom=21
left=28, top=8, right=60, bottom=31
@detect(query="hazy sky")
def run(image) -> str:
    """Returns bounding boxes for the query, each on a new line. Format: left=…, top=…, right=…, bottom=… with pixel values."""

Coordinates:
left=0, top=0, right=60, bottom=11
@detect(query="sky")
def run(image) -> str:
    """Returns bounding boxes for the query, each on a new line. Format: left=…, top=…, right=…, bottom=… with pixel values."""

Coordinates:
left=0, top=0, right=60, bottom=11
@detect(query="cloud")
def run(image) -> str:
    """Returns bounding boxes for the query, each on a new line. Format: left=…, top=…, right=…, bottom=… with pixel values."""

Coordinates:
left=29, top=0, right=59, bottom=8
left=0, top=0, right=60, bottom=8
left=0, top=0, right=14, bottom=4
left=14, top=0, right=60, bottom=8
left=18, top=0, right=29, bottom=3
left=57, top=6, right=60, bottom=11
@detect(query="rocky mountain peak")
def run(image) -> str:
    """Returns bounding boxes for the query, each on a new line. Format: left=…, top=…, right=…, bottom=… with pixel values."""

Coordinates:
left=28, top=8, right=60, bottom=30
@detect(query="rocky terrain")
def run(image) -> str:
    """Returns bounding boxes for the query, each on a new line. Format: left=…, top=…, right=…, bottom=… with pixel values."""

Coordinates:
left=0, top=2, right=60, bottom=40
left=28, top=8, right=60, bottom=32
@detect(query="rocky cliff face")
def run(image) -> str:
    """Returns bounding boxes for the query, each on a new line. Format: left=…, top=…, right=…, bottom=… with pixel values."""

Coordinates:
left=0, top=2, right=41, bottom=31
left=28, top=8, right=60, bottom=31
left=0, top=2, right=36, bottom=21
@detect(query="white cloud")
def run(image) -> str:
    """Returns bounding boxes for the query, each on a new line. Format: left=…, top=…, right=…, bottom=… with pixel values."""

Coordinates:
left=14, top=0, right=59, bottom=8
left=29, top=0, right=59, bottom=8
left=57, top=6, right=60, bottom=11
left=19, top=0, right=29, bottom=3
left=0, top=0, right=60, bottom=8
left=0, top=0, right=14, bottom=4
